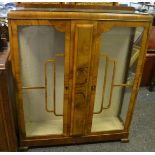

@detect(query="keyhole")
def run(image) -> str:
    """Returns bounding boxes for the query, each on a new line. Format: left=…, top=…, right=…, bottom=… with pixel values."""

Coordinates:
left=91, top=86, right=96, bottom=91
left=65, top=86, right=69, bottom=90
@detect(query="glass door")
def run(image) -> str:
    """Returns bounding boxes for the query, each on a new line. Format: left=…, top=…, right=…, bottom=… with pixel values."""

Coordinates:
left=91, top=26, right=144, bottom=132
left=17, top=24, right=67, bottom=137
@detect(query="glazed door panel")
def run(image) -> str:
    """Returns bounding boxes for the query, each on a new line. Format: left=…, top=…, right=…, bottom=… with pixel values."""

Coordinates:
left=91, top=24, right=144, bottom=133
left=11, top=20, right=71, bottom=137
left=19, top=26, right=65, bottom=136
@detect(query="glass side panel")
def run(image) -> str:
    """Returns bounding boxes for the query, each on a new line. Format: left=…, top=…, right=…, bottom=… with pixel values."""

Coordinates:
left=91, top=27, right=143, bottom=132
left=18, top=26, right=65, bottom=136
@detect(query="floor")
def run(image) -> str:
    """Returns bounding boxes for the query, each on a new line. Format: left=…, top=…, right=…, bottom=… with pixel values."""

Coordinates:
left=28, top=87, right=155, bottom=152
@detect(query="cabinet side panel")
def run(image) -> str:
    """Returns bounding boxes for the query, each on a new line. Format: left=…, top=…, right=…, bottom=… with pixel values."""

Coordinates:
left=0, top=90, right=8, bottom=151
left=0, top=70, right=17, bottom=151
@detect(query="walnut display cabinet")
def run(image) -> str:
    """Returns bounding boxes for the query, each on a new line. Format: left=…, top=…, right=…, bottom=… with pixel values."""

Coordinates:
left=8, top=9, right=152, bottom=150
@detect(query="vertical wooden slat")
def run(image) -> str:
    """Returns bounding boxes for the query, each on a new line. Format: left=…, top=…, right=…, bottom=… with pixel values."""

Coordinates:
left=71, top=23, right=94, bottom=136
left=86, top=22, right=100, bottom=134
left=63, top=21, right=71, bottom=136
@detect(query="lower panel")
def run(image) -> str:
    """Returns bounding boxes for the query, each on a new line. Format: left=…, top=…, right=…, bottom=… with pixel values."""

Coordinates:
left=20, top=131, right=129, bottom=148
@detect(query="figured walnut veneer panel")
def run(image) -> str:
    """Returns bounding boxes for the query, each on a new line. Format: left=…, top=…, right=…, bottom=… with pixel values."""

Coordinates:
left=71, top=24, right=94, bottom=136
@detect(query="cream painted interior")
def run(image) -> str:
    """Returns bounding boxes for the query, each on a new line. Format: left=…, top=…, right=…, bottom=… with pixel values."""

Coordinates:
left=18, top=26, right=65, bottom=136
left=18, top=25, right=143, bottom=136
left=92, top=27, right=143, bottom=132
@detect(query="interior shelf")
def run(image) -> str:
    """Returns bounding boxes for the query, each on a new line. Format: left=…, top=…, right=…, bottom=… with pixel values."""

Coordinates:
left=92, top=116, right=124, bottom=132
left=25, top=117, right=63, bottom=137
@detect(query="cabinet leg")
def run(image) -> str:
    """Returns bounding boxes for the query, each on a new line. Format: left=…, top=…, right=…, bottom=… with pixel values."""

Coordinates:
left=19, top=146, right=29, bottom=152
left=121, top=138, right=129, bottom=143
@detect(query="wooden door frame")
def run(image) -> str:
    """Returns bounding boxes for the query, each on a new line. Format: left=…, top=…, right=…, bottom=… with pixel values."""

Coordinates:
left=87, top=20, right=152, bottom=135
left=9, top=19, right=71, bottom=139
